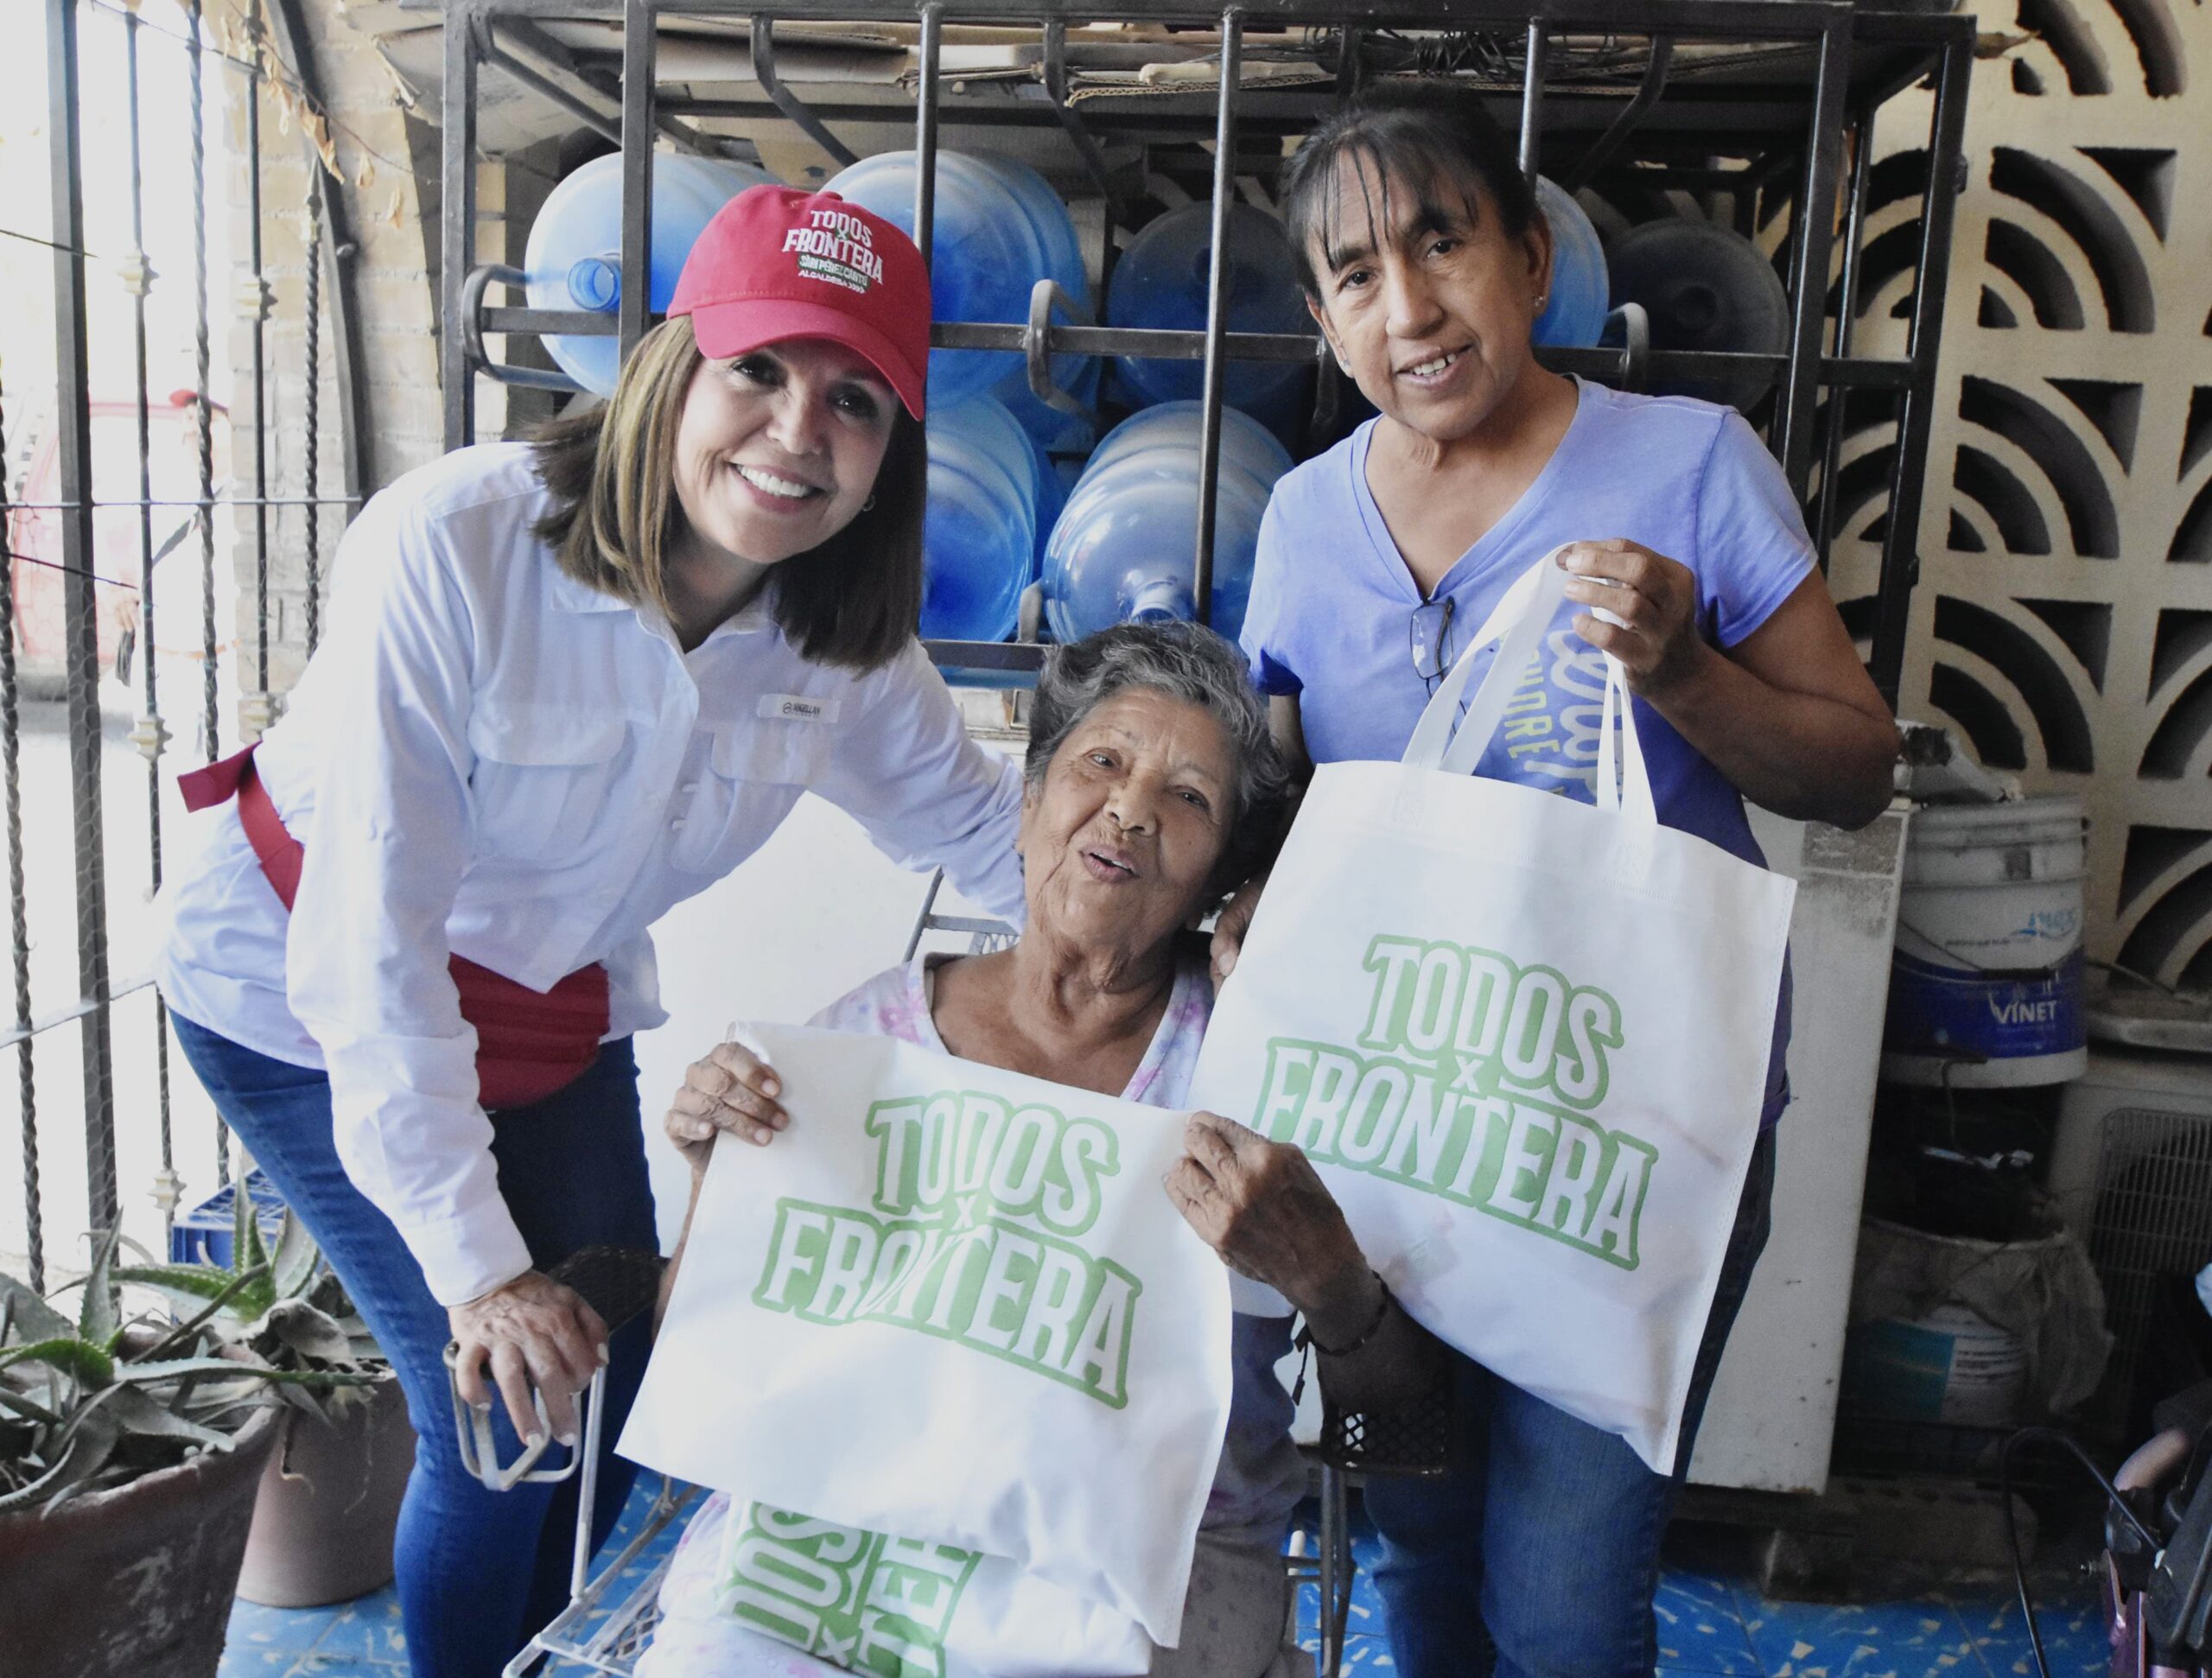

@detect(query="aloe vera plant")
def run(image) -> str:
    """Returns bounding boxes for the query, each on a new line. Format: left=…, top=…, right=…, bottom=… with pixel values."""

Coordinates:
left=115, top=1190, right=386, bottom=1428
left=0, top=1191, right=376, bottom=1516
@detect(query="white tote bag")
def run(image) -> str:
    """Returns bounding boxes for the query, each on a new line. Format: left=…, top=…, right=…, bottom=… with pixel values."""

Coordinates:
left=1190, top=551, right=1796, bottom=1471
left=621, top=1023, right=1235, bottom=1651
left=637, top=1492, right=1155, bottom=1678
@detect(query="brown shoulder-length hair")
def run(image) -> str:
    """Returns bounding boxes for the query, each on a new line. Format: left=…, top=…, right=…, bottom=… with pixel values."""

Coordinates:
left=530, top=315, right=927, bottom=671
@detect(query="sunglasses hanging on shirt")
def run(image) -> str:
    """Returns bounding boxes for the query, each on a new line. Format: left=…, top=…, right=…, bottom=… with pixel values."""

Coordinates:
left=1409, top=594, right=1458, bottom=696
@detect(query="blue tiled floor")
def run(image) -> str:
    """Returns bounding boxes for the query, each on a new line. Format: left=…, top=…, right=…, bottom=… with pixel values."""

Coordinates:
left=218, top=1482, right=2113, bottom=1677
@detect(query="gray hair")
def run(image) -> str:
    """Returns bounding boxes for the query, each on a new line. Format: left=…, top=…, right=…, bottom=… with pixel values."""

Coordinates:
left=1026, top=620, right=1292, bottom=893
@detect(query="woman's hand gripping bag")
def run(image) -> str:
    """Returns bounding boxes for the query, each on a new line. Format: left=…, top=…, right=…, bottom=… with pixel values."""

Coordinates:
left=1190, top=551, right=1796, bottom=1471
left=620, top=1024, right=1236, bottom=1668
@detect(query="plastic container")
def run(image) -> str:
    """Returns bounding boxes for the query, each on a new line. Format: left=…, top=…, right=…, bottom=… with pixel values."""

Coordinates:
left=995, top=359, right=1101, bottom=457
left=1531, top=178, right=1609, bottom=350
left=922, top=395, right=1037, bottom=644
left=828, top=150, right=1084, bottom=408
left=1843, top=1301, right=2030, bottom=1427
left=1606, top=218, right=1790, bottom=411
left=969, top=152, right=1087, bottom=305
left=1042, top=404, right=1289, bottom=645
left=169, top=1169, right=287, bottom=1266
left=1082, top=399, right=1295, bottom=490
left=1107, top=201, right=1309, bottom=430
left=1883, top=797, right=2089, bottom=1088
left=969, top=151, right=1098, bottom=448
left=523, top=152, right=779, bottom=396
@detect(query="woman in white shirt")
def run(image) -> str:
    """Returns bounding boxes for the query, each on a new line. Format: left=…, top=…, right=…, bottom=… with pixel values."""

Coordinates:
left=155, top=185, right=1027, bottom=1677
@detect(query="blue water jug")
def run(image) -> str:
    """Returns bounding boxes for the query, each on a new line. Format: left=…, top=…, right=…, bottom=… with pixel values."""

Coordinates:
left=922, top=396, right=1037, bottom=643
left=1042, top=405, right=1288, bottom=645
left=1531, top=177, right=1609, bottom=350
left=523, top=152, right=779, bottom=396
left=967, top=152, right=1096, bottom=447
left=1107, top=202, right=1310, bottom=430
left=1084, top=399, right=1294, bottom=491
left=969, top=152, right=1088, bottom=306
left=995, top=359, right=1101, bottom=457
left=829, top=151, right=1076, bottom=407
left=1605, top=218, right=1789, bottom=411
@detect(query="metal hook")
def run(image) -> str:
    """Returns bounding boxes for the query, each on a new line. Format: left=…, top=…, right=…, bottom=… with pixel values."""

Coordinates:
left=751, top=15, right=859, bottom=170
left=1613, top=301, right=1651, bottom=393
left=461, top=264, right=588, bottom=394
left=1041, top=19, right=1120, bottom=219
left=1025, top=277, right=1097, bottom=423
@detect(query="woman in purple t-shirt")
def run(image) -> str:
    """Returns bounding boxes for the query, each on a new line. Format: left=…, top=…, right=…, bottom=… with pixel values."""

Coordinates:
left=1223, top=86, right=1898, bottom=1678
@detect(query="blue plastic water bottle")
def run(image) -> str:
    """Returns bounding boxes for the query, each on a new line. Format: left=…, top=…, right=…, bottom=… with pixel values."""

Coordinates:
left=1083, top=400, right=1294, bottom=490
left=994, top=360, right=1101, bottom=457
left=1107, top=202, right=1310, bottom=430
left=523, top=152, right=779, bottom=396
left=829, top=151, right=1080, bottom=408
left=967, top=153, right=1096, bottom=448
left=1531, top=177, right=1610, bottom=350
left=1042, top=405, right=1290, bottom=645
left=922, top=396, right=1037, bottom=643
left=969, top=152, right=1088, bottom=306
left=1605, top=218, right=1789, bottom=411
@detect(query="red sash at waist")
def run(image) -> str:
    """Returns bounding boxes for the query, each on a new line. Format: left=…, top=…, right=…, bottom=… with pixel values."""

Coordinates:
left=179, top=746, right=611, bottom=1109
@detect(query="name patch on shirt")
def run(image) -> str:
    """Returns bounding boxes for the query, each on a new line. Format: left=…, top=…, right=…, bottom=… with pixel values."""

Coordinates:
left=759, top=694, right=841, bottom=725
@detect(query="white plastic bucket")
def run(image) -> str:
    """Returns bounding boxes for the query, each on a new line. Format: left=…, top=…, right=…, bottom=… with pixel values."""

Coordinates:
left=1882, top=797, right=2088, bottom=1088
left=1844, top=1302, right=2030, bottom=1427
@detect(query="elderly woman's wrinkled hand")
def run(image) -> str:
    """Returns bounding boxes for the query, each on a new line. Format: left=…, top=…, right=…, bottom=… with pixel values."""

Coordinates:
left=1560, top=538, right=1709, bottom=700
left=664, top=1039, right=788, bottom=1172
left=1208, top=870, right=1268, bottom=990
left=1164, top=1110, right=1372, bottom=1318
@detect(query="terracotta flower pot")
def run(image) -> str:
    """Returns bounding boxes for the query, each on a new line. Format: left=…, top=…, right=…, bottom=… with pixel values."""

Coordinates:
left=236, top=1371, right=415, bottom=1607
left=0, top=1401, right=281, bottom=1678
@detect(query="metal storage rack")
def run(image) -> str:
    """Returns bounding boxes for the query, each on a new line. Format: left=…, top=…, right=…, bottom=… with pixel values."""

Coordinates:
left=439, top=0, right=1974, bottom=702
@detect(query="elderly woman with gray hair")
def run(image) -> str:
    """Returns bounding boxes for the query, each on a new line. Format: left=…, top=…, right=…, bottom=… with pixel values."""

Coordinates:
left=644, top=620, right=1443, bottom=1678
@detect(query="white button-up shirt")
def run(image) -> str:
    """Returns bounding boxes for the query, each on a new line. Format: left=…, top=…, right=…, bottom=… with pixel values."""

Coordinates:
left=156, top=443, right=1027, bottom=1306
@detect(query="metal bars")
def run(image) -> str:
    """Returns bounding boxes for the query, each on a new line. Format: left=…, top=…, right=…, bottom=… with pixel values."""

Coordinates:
left=190, top=0, right=220, bottom=771
left=1812, top=105, right=1876, bottom=577
left=1774, top=10, right=1852, bottom=495
left=46, top=0, right=118, bottom=1238
left=2, top=374, right=39, bottom=1292
left=439, top=1, right=1971, bottom=700
left=245, top=25, right=271, bottom=712
left=13, top=0, right=360, bottom=1275
left=303, top=175, right=324, bottom=658
left=1517, top=22, right=1547, bottom=182
left=123, top=2, right=177, bottom=1235
left=913, top=4, right=943, bottom=266
left=442, top=9, right=481, bottom=449
left=620, top=0, right=657, bottom=360
left=1192, top=9, right=1243, bottom=626
left=750, top=15, right=859, bottom=169
left=1867, top=24, right=1970, bottom=706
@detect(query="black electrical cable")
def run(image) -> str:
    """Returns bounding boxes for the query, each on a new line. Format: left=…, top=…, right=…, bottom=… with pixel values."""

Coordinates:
left=1999, top=1426, right=2163, bottom=1678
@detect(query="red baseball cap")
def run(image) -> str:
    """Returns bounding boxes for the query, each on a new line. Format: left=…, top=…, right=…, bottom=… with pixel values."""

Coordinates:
left=669, top=185, right=931, bottom=418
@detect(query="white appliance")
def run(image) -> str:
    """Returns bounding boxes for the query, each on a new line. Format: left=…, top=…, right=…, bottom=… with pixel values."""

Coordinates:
left=1688, top=807, right=1910, bottom=1494
left=2045, top=1044, right=2212, bottom=1411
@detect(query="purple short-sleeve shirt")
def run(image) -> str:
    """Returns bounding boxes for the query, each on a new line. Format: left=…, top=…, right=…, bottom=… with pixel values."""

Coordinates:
left=1240, top=380, right=1811, bottom=1120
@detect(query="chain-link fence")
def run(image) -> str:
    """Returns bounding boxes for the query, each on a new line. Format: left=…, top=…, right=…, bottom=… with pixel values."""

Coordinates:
left=3, top=0, right=353, bottom=1287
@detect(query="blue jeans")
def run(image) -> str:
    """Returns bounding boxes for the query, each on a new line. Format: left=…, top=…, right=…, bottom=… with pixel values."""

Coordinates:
left=173, top=1015, right=658, bottom=1678
left=1363, top=1126, right=1777, bottom=1678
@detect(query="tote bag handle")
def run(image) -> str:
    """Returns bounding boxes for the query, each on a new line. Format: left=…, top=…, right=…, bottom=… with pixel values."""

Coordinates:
left=1401, top=550, right=1659, bottom=836
left=1401, top=550, right=1569, bottom=775
left=1594, top=653, right=1658, bottom=830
